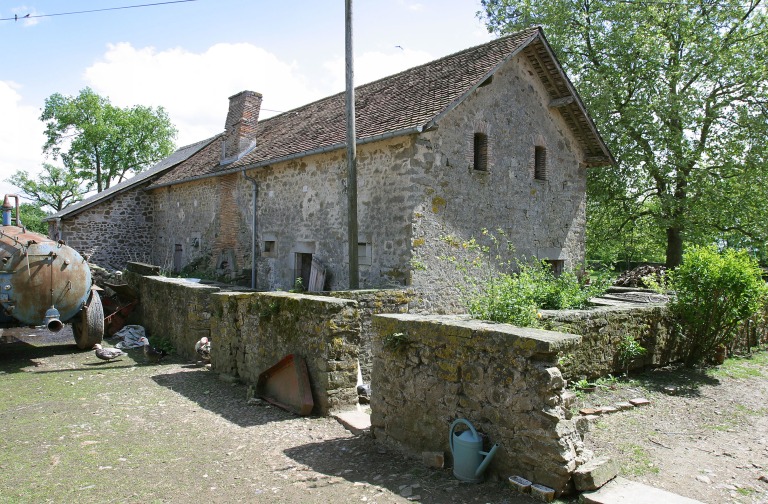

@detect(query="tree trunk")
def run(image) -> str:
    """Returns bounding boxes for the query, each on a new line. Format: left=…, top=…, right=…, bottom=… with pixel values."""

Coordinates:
left=666, top=227, right=683, bottom=268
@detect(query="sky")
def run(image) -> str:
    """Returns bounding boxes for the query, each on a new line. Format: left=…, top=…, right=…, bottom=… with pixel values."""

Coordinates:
left=0, top=0, right=495, bottom=203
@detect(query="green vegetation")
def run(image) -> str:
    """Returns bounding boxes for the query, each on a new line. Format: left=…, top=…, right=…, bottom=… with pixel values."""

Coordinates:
left=669, top=246, right=767, bottom=366
left=147, top=336, right=174, bottom=355
left=17, top=203, right=50, bottom=235
left=259, top=301, right=281, bottom=321
left=481, top=1, right=768, bottom=267
left=708, top=351, right=768, bottom=380
left=7, top=163, right=88, bottom=213
left=704, top=402, right=766, bottom=432
left=438, top=229, right=613, bottom=327
left=619, top=443, right=659, bottom=476
left=383, top=332, right=410, bottom=351
left=466, top=259, right=613, bottom=327
left=40, top=87, right=177, bottom=193
left=617, top=334, right=647, bottom=375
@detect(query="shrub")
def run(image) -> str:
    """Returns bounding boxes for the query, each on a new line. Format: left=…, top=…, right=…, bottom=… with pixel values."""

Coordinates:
left=668, top=245, right=767, bottom=366
left=466, top=259, right=613, bottom=326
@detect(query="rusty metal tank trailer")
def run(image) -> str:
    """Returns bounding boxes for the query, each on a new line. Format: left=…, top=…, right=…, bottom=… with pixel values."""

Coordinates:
left=0, top=194, right=104, bottom=349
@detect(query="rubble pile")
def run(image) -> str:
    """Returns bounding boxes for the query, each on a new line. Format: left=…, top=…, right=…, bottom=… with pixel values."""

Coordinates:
left=613, top=265, right=667, bottom=288
left=89, top=263, right=123, bottom=291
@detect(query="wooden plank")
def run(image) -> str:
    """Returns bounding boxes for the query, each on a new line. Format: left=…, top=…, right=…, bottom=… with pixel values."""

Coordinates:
left=308, top=256, right=326, bottom=292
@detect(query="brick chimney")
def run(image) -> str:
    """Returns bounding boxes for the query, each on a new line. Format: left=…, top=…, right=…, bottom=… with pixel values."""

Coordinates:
left=222, top=90, right=262, bottom=163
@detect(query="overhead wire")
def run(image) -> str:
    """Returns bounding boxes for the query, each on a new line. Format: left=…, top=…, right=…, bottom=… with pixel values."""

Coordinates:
left=0, top=0, right=198, bottom=22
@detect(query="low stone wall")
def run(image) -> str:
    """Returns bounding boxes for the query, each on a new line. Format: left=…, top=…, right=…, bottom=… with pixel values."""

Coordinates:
left=209, top=291, right=361, bottom=415
left=124, top=266, right=362, bottom=416
left=124, top=270, right=217, bottom=361
left=541, top=304, right=677, bottom=380
left=371, top=314, right=586, bottom=494
left=320, top=289, right=412, bottom=383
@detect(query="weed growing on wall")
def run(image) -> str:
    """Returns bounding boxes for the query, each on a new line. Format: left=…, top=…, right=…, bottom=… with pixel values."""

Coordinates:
left=617, top=334, right=647, bottom=375
left=439, top=229, right=613, bottom=326
left=383, top=332, right=410, bottom=351
left=669, top=246, right=767, bottom=366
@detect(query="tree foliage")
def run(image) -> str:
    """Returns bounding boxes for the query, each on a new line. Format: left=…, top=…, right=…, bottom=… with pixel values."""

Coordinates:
left=40, top=87, right=177, bottom=193
left=17, top=203, right=50, bottom=235
left=481, top=1, right=768, bottom=266
left=6, top=163, right=88, bottom=212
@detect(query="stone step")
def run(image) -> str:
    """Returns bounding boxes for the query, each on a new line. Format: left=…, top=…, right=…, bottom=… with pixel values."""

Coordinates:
left=334, top=410, right=371, bottom=435
left=580, top=477, right=706, bottom=504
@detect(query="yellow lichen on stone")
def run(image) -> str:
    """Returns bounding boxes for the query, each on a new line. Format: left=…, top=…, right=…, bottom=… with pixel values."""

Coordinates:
left=512, top=337, right=538, bottom=352
left=431, top=196, right=447, bottom=213
left=413, top=238, right=426, bottom=247
left=437, top=359, right=460, bottom=381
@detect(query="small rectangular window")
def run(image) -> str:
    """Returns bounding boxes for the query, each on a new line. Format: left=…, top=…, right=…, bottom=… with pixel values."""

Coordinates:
left=263, top=240, right=276, bottom=257
left=473, top=133, right=488, bottom=171
left=534, top=146, right=547, bottom=180
left=544, top=259, right=564, bottom=277
left=358, top=242, right=372, bottom=266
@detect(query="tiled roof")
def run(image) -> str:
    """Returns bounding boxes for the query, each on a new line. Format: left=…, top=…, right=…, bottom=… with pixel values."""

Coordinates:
left=234, top=27, right=542, bottom=167
left=46, top=135, right=218, bottom=220
left=151, top=26, right=613, bottom=189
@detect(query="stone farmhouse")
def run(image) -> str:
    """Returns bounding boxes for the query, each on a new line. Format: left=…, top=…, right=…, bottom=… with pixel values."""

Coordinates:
left=47, top=27, right=612, bottom=312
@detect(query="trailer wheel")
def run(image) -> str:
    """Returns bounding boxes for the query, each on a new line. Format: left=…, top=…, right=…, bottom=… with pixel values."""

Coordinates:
left=73, top=290, right=104, bottom=350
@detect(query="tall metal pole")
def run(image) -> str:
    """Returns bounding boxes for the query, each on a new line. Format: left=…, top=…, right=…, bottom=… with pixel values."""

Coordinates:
left=345, top=0, right=359, bottom=289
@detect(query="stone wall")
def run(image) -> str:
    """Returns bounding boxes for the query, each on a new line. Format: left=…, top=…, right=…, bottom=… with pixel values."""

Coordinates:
left=56, top=186, right=155, bottom=271
left=408, top=51, right=588, bottom=314
left=544, top=299, right=768, bottom=380
left=124, top=270, right=217, bottom=361
left=371, top=313, right=586, bottom=494
left=320, top=289, right=413, bottom=383
left=123, top=266, right=361, bottom=416
left=541, top=304, right=677, bottom=380
left=209, top=291, right=360, bottom=415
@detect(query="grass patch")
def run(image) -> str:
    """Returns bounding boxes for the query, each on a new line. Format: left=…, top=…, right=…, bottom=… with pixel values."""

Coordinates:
left=708, top=351, right=768, bottom=380
left=619, top=443, right=660, bottom=476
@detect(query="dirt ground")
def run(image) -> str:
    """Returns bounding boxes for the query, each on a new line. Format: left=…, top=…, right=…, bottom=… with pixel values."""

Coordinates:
left=1, top=327, right=767, bottom=504
left=574, top=355, right=768, bottom=504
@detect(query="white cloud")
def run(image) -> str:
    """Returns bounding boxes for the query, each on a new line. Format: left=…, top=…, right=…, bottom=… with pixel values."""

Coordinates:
left=400, top=1, right=425, bottom=11
left=83, top=42, right=328, bottom=147
left=0, top=81, right=47, bottom=199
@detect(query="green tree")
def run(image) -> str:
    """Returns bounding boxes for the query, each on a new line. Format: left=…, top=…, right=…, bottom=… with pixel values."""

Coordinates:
left=587, top=197, right=665, bottom=268
left=40, top=87, right=177, bottom=193
left=18, top=203, right=50, bottom=235
left=7, top=163, right=88, bottom=212
left=481, top=1, right=768, bottom=267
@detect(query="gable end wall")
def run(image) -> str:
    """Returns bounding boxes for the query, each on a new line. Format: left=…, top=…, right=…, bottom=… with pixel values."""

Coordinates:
left=408, top=51, right=588, bottom=312
left=58, top=185, right=154, bottom=270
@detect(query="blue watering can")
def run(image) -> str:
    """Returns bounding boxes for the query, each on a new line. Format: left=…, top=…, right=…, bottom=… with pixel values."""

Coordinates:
left=449, top=418, right=500, bottom=483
